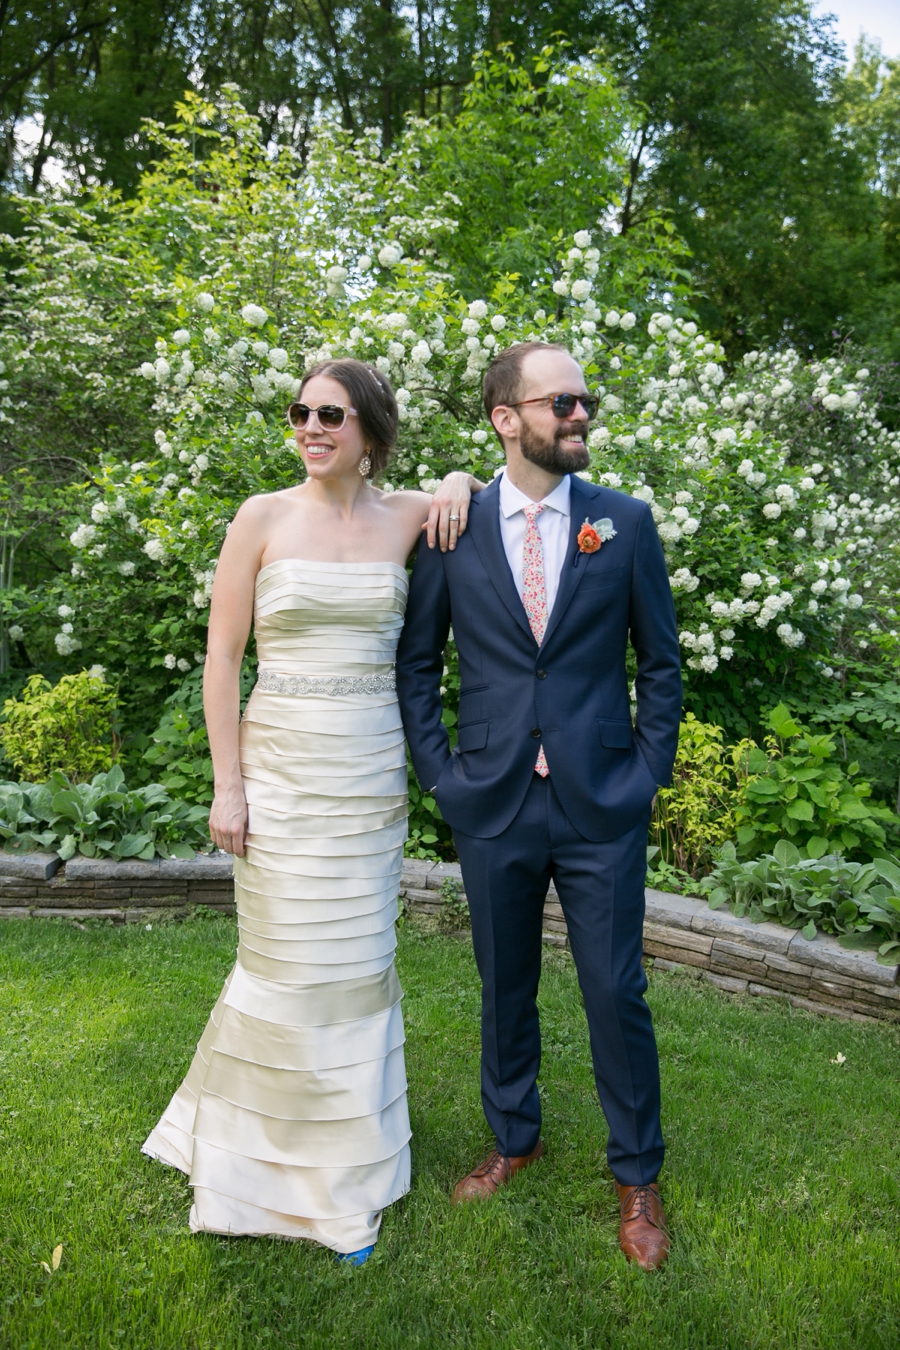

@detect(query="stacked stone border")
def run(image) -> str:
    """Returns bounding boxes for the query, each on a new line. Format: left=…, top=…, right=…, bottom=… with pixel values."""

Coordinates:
left=2, top=853, right=897, bottom=1026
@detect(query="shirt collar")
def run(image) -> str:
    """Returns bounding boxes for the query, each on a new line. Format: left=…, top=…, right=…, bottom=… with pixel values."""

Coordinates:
left=499, top=469, right=572, bottom=520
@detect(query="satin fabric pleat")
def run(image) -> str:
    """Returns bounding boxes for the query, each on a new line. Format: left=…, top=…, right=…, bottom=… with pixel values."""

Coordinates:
left=142, top=560, right=412, bottom=1252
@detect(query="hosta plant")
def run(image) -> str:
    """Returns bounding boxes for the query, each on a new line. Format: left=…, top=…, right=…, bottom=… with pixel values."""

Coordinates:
left=700, top=839, right=900, bottom=963
left=0, top=765, right=211, bottom=861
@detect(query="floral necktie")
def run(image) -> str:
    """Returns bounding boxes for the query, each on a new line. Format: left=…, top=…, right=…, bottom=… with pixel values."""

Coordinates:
left=522, top=503, right=549, bottom=777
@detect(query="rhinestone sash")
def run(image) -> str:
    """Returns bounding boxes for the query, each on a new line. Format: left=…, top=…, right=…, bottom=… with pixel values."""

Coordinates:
left=257, top=667, right=397, bottom=697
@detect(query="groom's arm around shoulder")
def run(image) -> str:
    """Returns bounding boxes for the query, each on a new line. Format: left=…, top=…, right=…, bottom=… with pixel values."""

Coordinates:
left=396, top=537, right=453, bottom=791
left=616, top=491, right=682, bottom=789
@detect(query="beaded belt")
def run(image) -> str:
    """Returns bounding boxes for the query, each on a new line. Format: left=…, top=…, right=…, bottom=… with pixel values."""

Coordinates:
left=257, top=668, right=397, bottom=697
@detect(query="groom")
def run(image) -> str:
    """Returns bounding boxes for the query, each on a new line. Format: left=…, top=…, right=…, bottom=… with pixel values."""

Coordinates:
left=396, top=341, right=682, bottom=1270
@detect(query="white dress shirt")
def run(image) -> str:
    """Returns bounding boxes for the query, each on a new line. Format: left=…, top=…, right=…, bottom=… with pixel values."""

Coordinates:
left=498, top=469, right=571, bottom=617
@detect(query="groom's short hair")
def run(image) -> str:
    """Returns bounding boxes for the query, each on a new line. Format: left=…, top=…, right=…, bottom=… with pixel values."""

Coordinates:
left=483, top=341, right=568, bottom=420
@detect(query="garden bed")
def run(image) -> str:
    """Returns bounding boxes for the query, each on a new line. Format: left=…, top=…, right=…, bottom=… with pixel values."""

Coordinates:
left=2, top=851, right=897, bottom=1024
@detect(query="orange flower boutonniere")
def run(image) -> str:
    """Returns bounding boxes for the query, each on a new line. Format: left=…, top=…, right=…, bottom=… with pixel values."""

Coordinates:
left=577, top=516, right=616, bottom=554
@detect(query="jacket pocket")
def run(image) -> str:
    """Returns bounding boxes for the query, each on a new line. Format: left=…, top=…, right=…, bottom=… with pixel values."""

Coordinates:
left=597, top=718, right=633, bottom=749
left=457, top=721, right=490, bottom=752
left=579, top=563, right=625, bottom=592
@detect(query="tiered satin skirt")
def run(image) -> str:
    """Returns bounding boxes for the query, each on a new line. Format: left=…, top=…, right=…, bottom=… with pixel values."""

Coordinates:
left=142, top=672, right=411, bottom=1253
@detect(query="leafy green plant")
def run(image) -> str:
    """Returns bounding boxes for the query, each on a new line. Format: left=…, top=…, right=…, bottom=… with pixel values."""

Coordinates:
left=811, top=677, right=900, bottom=814
left=128, top=663, right=256, bottom=805
left=733, top=703, right=899, bottom=861
left=0, top=765, right=211, bottom=861
left=645, top=847, right=695, bottom=895
left=0, top=668, right=118, bottom=783
left=436, top=876, right=470, bottom=934
left=651, top=714, right=739, bottom=876
left=700, top=839, right=900, bottom=964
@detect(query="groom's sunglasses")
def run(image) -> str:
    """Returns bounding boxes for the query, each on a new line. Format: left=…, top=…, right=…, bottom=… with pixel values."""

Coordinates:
left=287, top=402, right=358, bottom=431
left=509, top=392, right=599, bottom=420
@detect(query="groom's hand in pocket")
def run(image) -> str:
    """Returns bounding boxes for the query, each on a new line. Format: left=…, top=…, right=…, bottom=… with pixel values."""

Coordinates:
left=209, top=785, right=249, bottom=856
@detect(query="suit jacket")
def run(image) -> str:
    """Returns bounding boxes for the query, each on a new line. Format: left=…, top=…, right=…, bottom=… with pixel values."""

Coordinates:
left=396, top=474, right=683, bottom=842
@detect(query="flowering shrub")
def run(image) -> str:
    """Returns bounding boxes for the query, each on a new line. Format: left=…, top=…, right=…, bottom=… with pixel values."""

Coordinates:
left=48, top=249, right=900, bottom=740
left=0, top=66, right=897, bottom=804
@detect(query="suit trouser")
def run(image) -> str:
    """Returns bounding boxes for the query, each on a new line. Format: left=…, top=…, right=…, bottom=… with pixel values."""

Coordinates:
left=452, top=772, right=663, bottom=1187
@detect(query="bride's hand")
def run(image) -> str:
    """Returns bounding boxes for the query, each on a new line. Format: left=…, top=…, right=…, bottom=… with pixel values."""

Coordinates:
left=209, top=783, right=249, bottom=857
left=423, top=471, right=485, bottom=552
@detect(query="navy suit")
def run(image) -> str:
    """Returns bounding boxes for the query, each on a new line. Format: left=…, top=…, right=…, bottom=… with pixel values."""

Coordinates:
left=397, top=475, right=682, bottom=1183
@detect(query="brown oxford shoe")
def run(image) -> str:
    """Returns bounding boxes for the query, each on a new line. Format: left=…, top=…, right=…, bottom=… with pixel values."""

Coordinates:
left=615, top=1181, right=670, bottom=1270
left=451, top=1140, right=545, bottom=1203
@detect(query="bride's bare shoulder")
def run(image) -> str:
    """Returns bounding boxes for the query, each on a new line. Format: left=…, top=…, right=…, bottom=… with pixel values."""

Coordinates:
left=232, top=486, right=303, bottom=523
left=378, top=487, right=433, bottom=520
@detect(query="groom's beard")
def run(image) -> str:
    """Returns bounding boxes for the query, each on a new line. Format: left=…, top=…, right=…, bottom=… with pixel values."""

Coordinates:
left=519, top=417, right=590, bottom=474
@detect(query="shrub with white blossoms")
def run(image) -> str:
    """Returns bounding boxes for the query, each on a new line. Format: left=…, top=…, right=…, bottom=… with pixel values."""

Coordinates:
left=52, top=231, right=900, bottom=730
left=4, top=83, right=897, bottom=732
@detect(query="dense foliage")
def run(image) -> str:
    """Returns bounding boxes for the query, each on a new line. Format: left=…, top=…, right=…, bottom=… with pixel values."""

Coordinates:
left=8, top=84, right=893, bottom=741
left=0, top=666, right=117, bottom=783
left=0, top=765, right=211, bottom=860
left=8, top=4, right=900, bottom=362
left=700, top=840, right=900, bottom=964
left=0, top=49, right=898, bottom=894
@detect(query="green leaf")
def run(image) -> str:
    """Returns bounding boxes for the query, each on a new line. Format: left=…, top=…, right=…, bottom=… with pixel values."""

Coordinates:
left=166, top=841, right=196, bottom=859
left=767, top=703, right=801, bottom=738
left=58, top=835, right=77, bottom=861
left=707, top=887, right=729, bottom=911
left=773, top=839, right=801, bottom=867
left=872, top=857, right=900, bottom=890
left=115, top=833, right=151, bottom=858
left=50, top=790, right=85, bottom=822
left=786, top=799, right=814, bottom=822
left=800, top=920, right=817, bottom=941
left=837, top=799, right=871, bottom=820
left=804, top=835, right=829, bottom=860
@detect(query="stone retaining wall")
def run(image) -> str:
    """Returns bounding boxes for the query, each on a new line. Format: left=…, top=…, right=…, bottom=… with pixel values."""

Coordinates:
left=401, top=859, right=900, bottom=1026
left=0, top=852, right=235, bottom=924
left=2, top=852, right=897, bottom=1025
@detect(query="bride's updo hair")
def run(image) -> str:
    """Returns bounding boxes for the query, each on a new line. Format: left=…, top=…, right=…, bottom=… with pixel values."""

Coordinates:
left=298, top=359, right=399, bottom=477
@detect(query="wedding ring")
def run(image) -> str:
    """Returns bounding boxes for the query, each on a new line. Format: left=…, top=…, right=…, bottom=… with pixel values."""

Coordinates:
left=449, top=514, right=460, bottom=521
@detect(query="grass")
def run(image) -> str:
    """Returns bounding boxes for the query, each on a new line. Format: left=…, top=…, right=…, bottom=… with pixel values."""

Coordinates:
left=0, top=914, right=898, bottom=1350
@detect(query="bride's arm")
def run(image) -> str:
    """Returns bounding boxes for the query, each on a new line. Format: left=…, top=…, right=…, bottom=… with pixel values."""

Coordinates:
left=423, top=470, right=487, bottom=551
left=204, top=500, right=265, bottom=856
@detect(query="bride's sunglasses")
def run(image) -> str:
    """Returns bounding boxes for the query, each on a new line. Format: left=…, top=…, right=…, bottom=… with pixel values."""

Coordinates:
left=509, top=392, right=600, bottom=420
left=287, top=402, right=358, bottom=431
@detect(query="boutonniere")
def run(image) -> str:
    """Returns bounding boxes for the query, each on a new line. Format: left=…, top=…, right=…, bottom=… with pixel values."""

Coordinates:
left=577, top=517, right=616, bottom=553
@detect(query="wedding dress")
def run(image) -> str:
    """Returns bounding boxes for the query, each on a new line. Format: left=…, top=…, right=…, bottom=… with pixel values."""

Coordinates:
left=142, top=560, right=411, bottom=1253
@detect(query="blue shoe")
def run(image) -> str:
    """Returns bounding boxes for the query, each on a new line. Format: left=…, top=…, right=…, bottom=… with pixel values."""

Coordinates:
left=336, top=1245, right=375, bottom=1266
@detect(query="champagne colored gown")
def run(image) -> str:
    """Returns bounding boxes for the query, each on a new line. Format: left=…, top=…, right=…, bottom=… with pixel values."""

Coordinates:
left=142, top=560, right=411, bottom=1253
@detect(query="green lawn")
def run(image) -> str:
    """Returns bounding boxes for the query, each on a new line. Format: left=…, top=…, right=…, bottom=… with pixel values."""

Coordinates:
left=0, top=916, right=898, bottom=1350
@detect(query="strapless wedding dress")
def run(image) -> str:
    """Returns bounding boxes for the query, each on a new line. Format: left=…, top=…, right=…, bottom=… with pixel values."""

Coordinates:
left=142, top=560, right=411, bottom=1253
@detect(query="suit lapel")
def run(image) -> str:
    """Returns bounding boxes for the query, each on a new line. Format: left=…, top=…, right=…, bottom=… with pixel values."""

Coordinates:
left=540, top=477, right=597, bottom=650
left=467, top=479, right=535, bottom=643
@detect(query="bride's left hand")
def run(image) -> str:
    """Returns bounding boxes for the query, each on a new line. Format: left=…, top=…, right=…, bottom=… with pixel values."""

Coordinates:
left=423, top=471, right=485, bottom=552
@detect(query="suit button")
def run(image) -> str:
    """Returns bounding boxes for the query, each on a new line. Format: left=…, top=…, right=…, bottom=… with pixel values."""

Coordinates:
left=536, top=668, right=547, bottom=679
left=530, top=727, right=542, bottom=739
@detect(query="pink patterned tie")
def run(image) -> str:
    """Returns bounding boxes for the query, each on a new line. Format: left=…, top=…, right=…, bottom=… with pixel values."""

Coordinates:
left=522, top=504, right=550, bottom=777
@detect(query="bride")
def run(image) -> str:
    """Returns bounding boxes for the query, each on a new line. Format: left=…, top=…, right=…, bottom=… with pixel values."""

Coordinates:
left=143, top=358, right=479, bottom=1261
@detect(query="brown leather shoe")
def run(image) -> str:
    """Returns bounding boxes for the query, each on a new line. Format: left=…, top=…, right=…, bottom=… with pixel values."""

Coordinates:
left=451, top=1140, right=545, bottom=1203
left=615, top=1182, right=670, bottom=1270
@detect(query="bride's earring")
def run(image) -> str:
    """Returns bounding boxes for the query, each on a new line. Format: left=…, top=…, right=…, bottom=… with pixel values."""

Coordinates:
left=358, top=453, right=371, bottom=479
